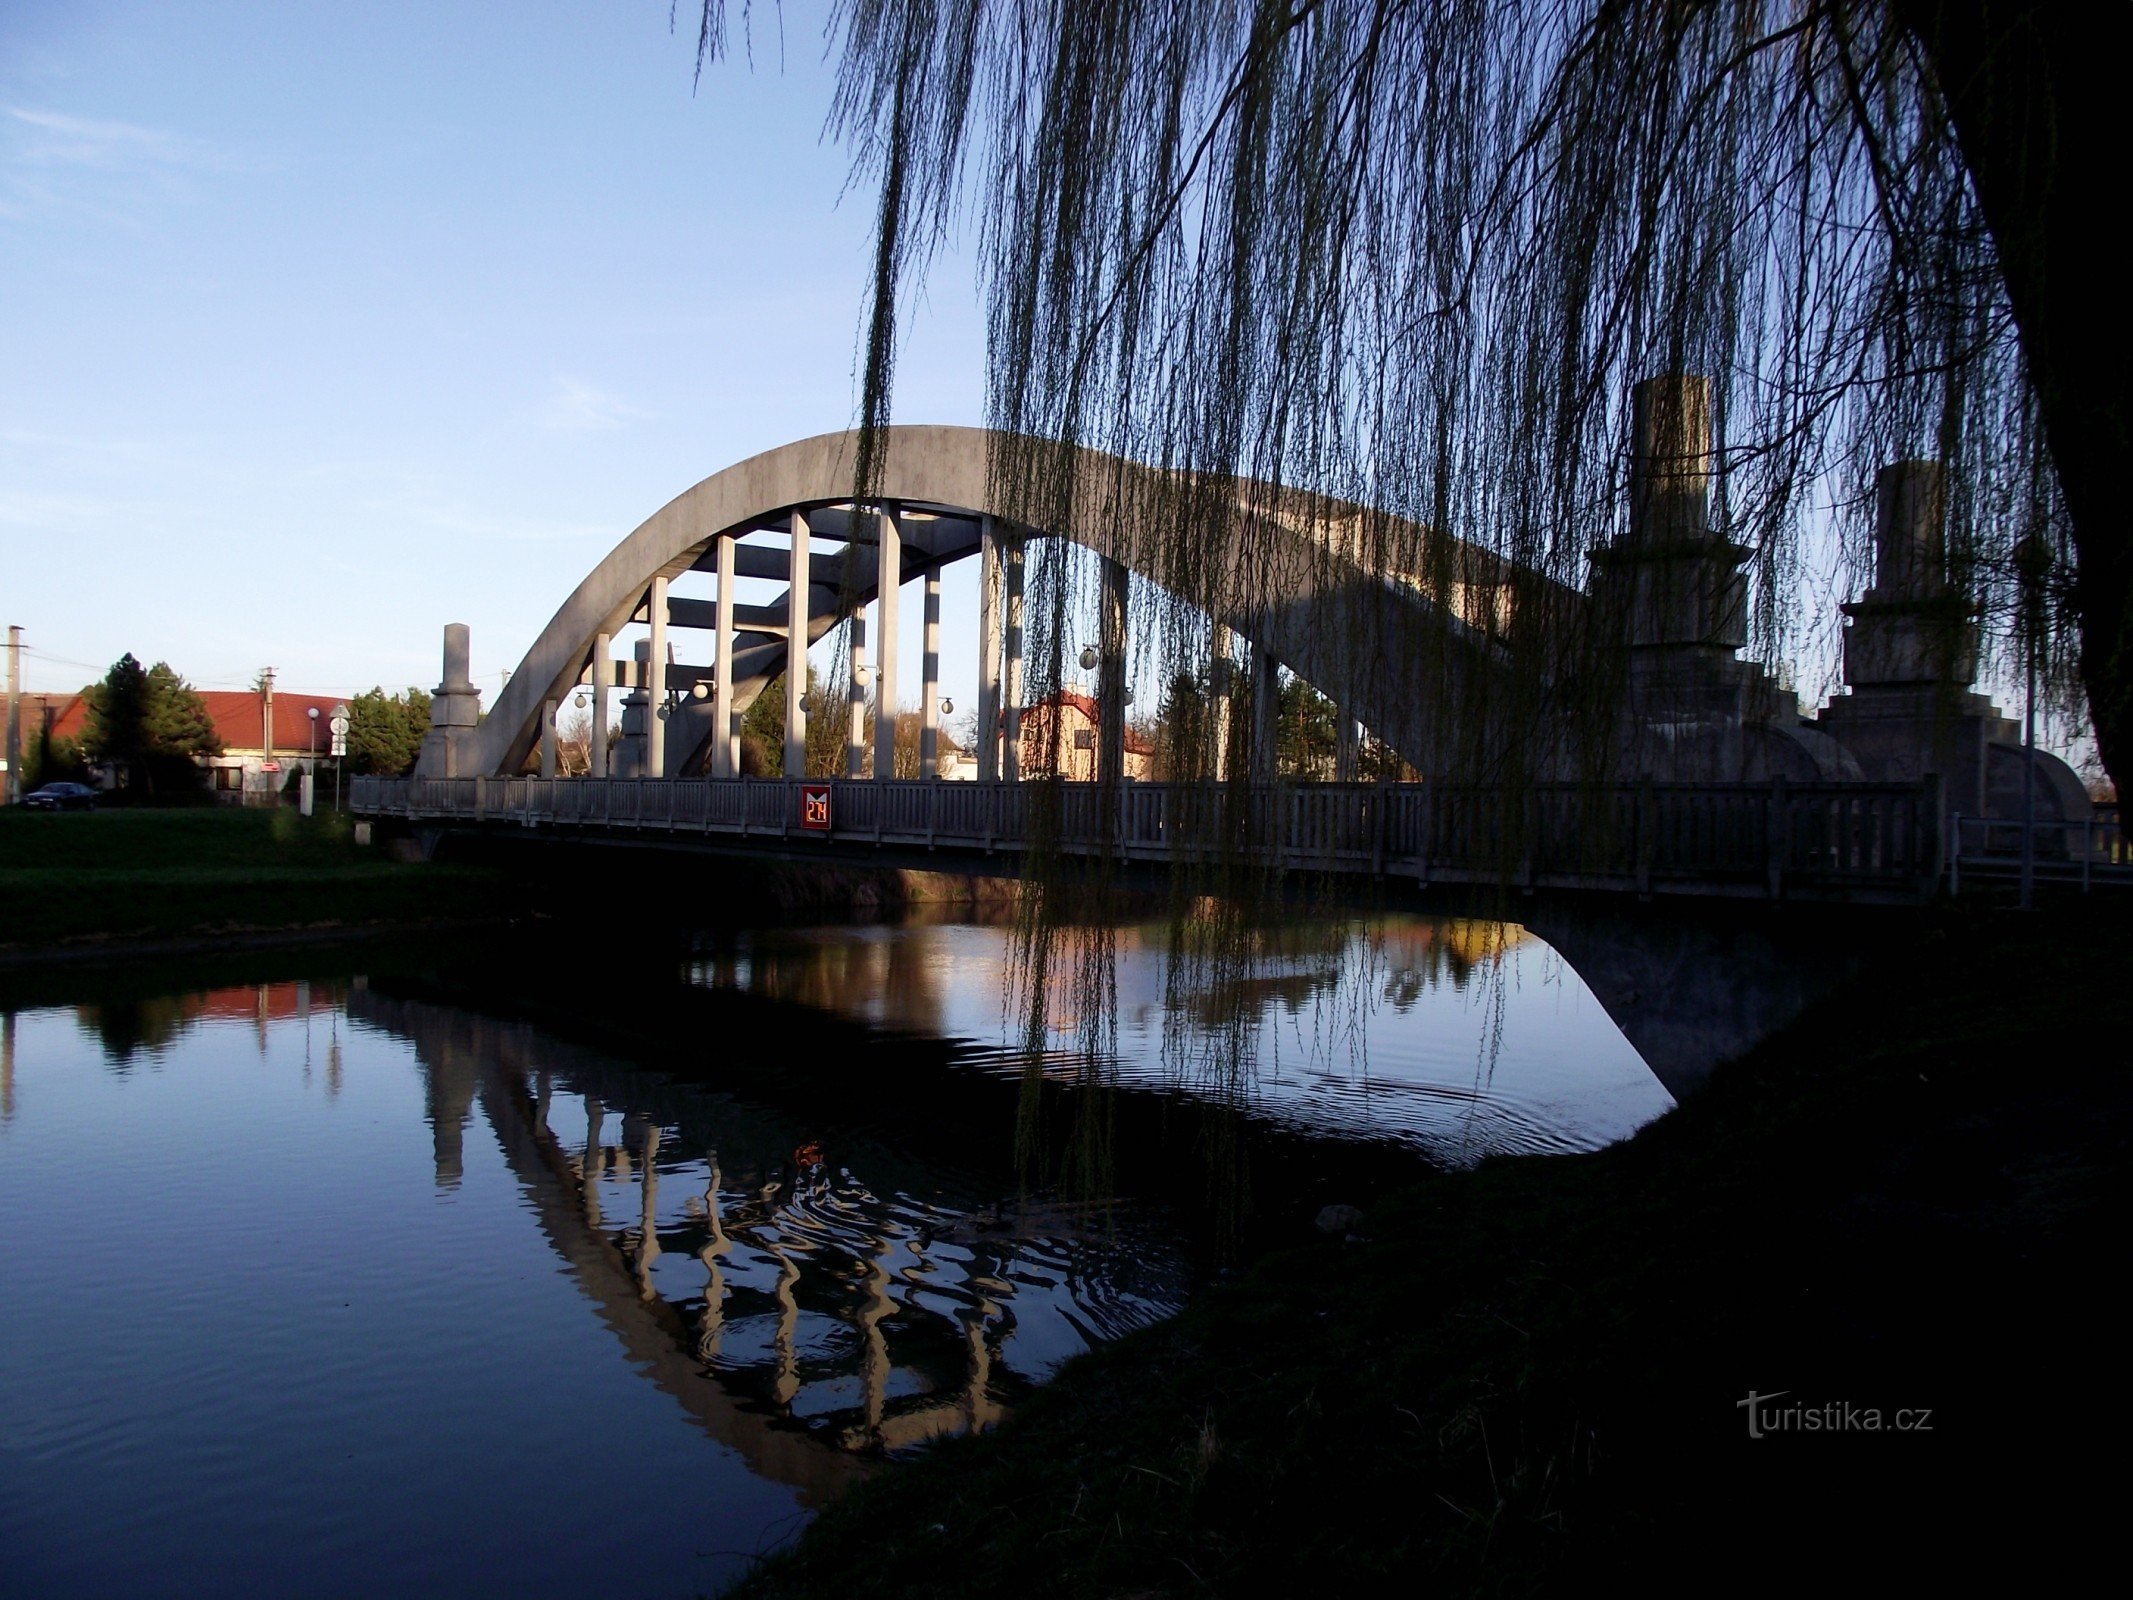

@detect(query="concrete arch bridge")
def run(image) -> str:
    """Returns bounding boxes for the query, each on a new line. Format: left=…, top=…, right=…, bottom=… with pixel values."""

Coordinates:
left=386, top=387, right=2110, bottom=900
left=418, top=422, right=1593, bottom=791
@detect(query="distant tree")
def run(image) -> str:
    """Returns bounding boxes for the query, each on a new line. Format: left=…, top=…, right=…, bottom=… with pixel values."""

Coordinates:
left=346, top=687, right=432, bottom=776
left=557, top=705, right=593, bottom=775
left=741, top=673, right=788, bottom=776
left=1275, top=676, right=1340, bottom=779
left=736, top=669, right=849, bottom=776
left=81, top=654, right=220, bottom=797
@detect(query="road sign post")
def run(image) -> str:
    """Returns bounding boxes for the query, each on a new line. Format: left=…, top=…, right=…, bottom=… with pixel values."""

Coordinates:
left=328, top=704, right=350, bottom=812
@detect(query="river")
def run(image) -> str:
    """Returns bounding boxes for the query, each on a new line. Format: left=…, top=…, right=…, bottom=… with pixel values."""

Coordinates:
left=0, top=910, right=1670, bottom=1597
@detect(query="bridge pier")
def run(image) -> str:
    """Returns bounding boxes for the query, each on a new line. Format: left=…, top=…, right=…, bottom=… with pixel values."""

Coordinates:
left=647, top=573, right=669, bottom=775
left=1212, top=622, right=1233, bottom=782
left=590, top=630, right=612, bottom=778
left=1003, top=530, right=1025, bottom=782
left=1250, top=636, right=1279, bottom=780
left=785, top=511, right=809, bottom=778
left=1098, top=556, right=1129, bottom=784
left=978, top=519, right=1002, bottom=781
left=540, top=699, right=557, bottom=780
left=713, top=535, right=737, bottom=778
left=875, top=508, right=902, bottom=779
left=922, top=563, right=943, bottom=777
left=847, top=611, right=870, bottom=777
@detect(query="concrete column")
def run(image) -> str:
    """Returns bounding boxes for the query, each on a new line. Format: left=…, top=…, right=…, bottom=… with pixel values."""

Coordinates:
left=590, top=631, right=612, bottom=778
left=646, top=573, right=668, bottom=777
left=1211, top=622, right=1233, bottom=781
left=713, top=536, right=737, bottom=777
left=1875, top=460, right=1948, bottom=597
left=1629, top=373, right=1712, bottom=542
left=539, top=699, right=557, bottom=779
left=1098, top=556, right=1128, bottom=783
left=424, top=624, right=481, bottom=779
left=785, top=511, right=809, bottom=778
left=1002, top=534, right=1025, bottom=782
left=847, top=610, right=870, bottom=778
left=1336, top=714, right=1358, bottom=781
left=977, top=520, right=1002, bottom=781
left=618, top=640, right=651, bottom=778
left=874, top=508, right=902, bottom=780
left=921, top=565, right=943, bottom=777
left=1250, top=638, right=1279, bottom=779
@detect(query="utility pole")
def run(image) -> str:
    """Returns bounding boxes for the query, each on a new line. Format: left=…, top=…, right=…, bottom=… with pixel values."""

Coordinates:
left=5, top=625, right=21, bottom=805
left=260, top=667, right=276, bottom=768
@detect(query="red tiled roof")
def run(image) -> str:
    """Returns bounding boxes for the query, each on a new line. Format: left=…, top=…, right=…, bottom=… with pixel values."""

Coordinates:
left=18, top=688, right=352, bottom=755
left=194, top=691, right=351, bottom=755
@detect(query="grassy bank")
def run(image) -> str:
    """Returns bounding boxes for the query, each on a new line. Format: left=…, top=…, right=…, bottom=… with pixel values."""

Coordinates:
left=730, top=901, right=2130, bottom=1592
left=0, top=807, right=520, bottom=954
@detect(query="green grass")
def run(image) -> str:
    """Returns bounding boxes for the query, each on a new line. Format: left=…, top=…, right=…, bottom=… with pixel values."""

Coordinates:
left=0, top=806, right=517, bottom=951
left=0, top=804, right=367, bottom=871
left=727, top=902, right=2132, bottom=1592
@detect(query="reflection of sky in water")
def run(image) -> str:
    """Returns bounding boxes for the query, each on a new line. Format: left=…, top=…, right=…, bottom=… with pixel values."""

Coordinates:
left=700, top=917, right=1675, bottom=1162
left=0, top=984, right=1189, bottom=1600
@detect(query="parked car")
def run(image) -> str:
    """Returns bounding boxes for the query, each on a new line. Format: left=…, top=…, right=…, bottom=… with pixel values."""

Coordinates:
left=22, top=782, right=98, bottom=812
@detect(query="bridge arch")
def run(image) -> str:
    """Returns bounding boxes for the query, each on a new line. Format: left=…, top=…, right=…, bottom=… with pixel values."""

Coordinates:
left=428, top=426, right=1549, bottom=781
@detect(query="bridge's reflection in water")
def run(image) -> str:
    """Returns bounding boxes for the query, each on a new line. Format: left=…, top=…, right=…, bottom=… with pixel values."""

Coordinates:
left=346, top=987, right=1188, bottom=1489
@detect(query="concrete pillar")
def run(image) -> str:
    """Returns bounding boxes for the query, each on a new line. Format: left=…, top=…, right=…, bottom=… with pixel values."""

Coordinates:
left=646, top=573, right=668, bottom=777
left=713, top=536, right=737, bottom=777
left=1250, top=638, right=1279, bottom=779
left=1098, top=556, right=1128, bottom=783
left=590, top=631, right=612, bottom=778
left=1629, top=373, right=1713, bottom=542
left=539, top=699, right=557, bottom=779
left=921, top=565, right=942, bottom=777
left=1211, top=621, right=1232, bottom=782
left=1336, top=714, right=1358, bottom=781
left=847, top=611, right=870, bottom=778
left=874, top=508, right=902, bottom=780
left=1875, top=460, right=1948, bottom=598
left=424, top=623, right=482, bottom=778
left=785, top=510, right=809, bottom=778
left=977, top=521, right=1002, bottom=781
left=1002, top=534, right=1025, bottom=782
left=618, top=640, right=651, bottom=778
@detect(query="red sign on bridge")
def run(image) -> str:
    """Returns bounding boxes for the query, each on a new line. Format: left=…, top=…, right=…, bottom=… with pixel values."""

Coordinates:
left=799, top=782, right=832, bottom=832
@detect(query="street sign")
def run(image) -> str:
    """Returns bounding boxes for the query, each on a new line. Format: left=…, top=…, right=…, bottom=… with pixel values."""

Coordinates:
left=261, top=760, right=281, bottom=774
left=328, top=704, right=350, bottom=758
left=799, top=782, right=832, bottom=832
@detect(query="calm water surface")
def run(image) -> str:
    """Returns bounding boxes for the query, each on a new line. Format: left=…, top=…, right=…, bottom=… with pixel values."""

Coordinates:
left=0, top=914, right=1669, bottom=1597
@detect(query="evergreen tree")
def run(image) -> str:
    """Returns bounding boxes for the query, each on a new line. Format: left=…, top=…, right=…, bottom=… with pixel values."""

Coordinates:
left=346, top=687, right=432, bottom=776
left=81, top=654, right=220, bottom=797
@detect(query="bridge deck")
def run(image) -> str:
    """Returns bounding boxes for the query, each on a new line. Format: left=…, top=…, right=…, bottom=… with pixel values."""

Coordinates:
left=347, top=776, right=2017, bottom=903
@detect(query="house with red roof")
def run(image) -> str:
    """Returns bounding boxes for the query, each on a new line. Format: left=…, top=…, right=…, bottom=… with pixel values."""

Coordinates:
left=1009, top=690, right=1155, bottom=781
left=23, top=686, right=350, bottom=800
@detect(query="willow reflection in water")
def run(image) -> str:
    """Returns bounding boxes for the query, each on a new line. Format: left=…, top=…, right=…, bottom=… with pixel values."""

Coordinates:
left=696, top=914, right=1675, bottom=1160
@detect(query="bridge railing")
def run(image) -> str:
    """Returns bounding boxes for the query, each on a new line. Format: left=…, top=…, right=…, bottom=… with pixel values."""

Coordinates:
left=351, top=774, right=1951, bottom=899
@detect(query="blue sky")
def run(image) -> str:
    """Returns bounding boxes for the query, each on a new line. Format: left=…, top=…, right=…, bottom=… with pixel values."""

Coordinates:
left=3, top=0, right=991, bottom=709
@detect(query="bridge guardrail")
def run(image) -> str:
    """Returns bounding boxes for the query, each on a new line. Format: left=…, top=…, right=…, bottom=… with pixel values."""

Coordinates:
left=351, top=774, right=1955, bottom=900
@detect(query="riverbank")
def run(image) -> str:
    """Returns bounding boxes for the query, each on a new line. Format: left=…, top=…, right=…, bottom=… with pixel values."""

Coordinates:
left=0, top=808, right=523, bottom=960
left=730, top=900, right=2130, bottom=1592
